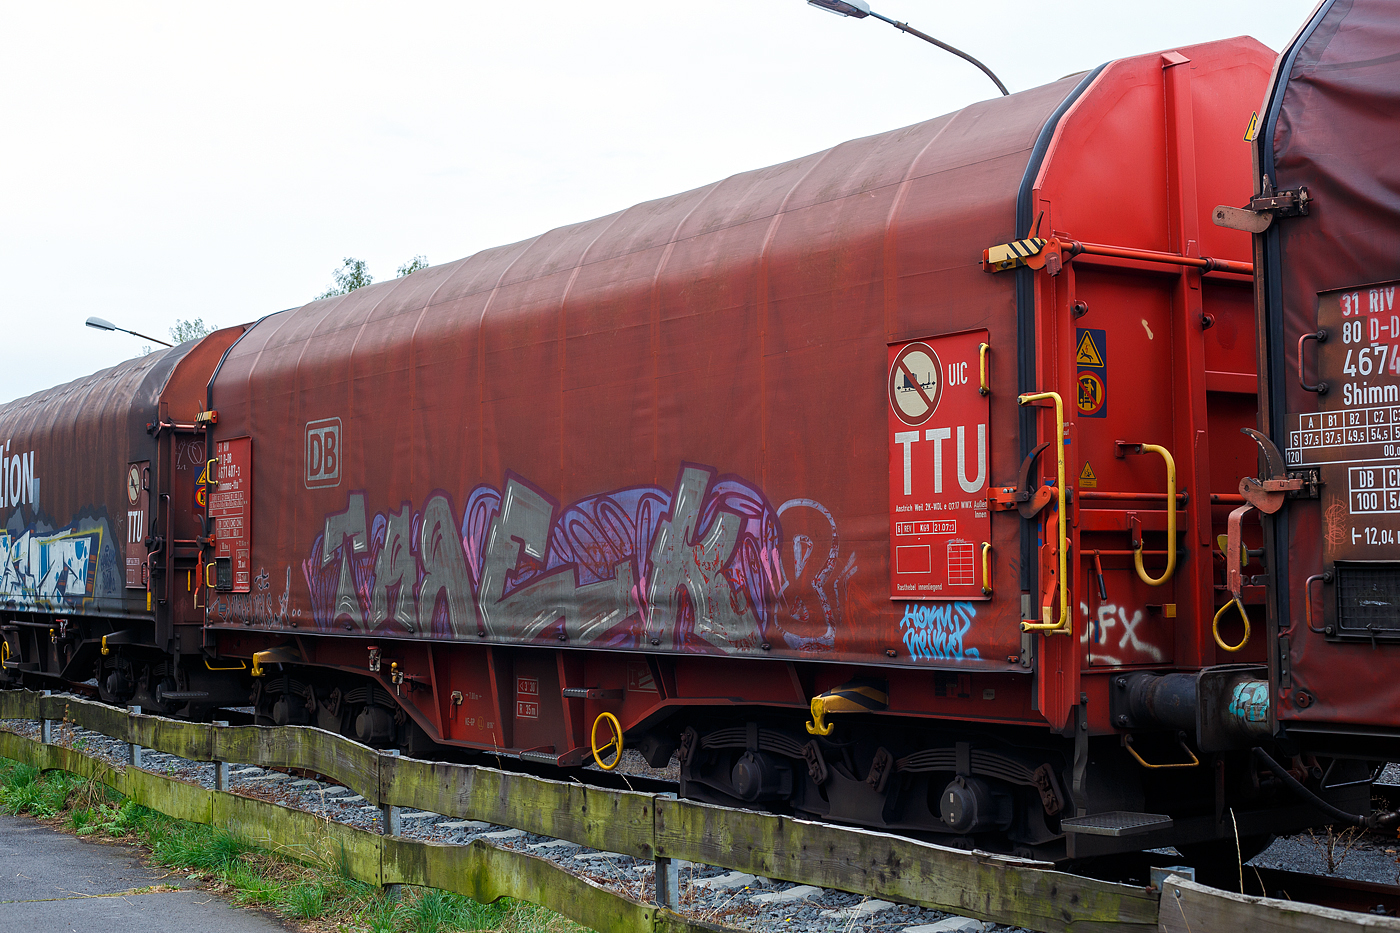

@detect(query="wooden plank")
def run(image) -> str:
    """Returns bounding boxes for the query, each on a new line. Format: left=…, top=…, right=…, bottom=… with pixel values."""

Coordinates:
left=125, top=768, right=215, bottom=825
left=58, top=695, right=132, bottom=742
left=0, top=688, right=42, bottom=720
left=382, top=836, right=735, bottom=933
left=214, top=724, right=381, bottom=802
left=654, top=797, right=1159, bottom=933
left=1159, top=876, right=1400, bottom=933
left=214, top=791, right=384, bottom=886
left=135, top=715, right=215, bottom=762
left=383, top=756, right=656, bottom=858
left=0, top=730, right=128, bottom=796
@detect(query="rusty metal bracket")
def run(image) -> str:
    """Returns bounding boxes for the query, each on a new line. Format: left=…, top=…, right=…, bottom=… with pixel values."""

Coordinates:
left=1013, top=441, right=1055, bottom=519
left=1226, top=504, right=1253, bottom=600
left=1239, top=428, right=1314, bottom=513
left=989, top=485, right=1020, bottom=511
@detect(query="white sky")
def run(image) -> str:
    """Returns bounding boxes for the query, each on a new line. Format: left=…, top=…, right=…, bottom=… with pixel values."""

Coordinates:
left=0, top=0, right=1317, bottom=404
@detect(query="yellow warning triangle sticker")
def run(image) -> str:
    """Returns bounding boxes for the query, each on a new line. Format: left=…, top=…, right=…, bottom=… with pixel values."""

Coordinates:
left=196, top=462, right=210, bottom=486
left=1075, top=331, right=1104, bottom=367
left=1079, top=462, right=1098, bottom=488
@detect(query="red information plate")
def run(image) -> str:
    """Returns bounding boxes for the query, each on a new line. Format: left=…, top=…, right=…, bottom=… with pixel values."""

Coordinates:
left=888, top=331, right=990, bottom=600
left=211, top=436, right=252, bottom=593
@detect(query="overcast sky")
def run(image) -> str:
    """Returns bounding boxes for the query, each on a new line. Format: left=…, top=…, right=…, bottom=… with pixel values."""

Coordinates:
left=0, top=0, right=1317, bottom=404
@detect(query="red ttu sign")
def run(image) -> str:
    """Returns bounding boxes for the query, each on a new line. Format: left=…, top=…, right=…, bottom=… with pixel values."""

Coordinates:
left=888, top=331, right=990, bottom=600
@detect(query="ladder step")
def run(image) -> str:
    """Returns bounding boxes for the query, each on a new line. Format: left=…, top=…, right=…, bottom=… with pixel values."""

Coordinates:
left=1061, top=811, right=1173, bottom=837
left=561, top=687, right=623, bottom=700
left=519, top=750, right=562, bottom=766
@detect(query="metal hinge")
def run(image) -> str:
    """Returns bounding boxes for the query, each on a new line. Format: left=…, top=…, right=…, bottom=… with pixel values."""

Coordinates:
left=1212, top=177, right=1312, bottom=233
left=1249, top=177, right=1311, bottom=217
left=1285, top=469, right=1321, bottom=499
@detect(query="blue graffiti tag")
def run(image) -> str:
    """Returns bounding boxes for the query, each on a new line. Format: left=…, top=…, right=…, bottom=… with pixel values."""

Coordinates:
left=899, top=602, right=980, bottom=662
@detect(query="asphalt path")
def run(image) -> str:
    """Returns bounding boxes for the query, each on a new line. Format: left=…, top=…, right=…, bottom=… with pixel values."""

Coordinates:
left=0, top=812, right=291, bottom=932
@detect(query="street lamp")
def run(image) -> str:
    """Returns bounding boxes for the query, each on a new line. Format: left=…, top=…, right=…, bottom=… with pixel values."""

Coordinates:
left=806, top=0, right=1010, bottom=97
left=85, top=316, right=174, bottom=347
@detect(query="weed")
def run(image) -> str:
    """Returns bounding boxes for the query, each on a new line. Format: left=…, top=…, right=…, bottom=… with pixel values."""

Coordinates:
left=1307, top=824, right=1364, bottom=874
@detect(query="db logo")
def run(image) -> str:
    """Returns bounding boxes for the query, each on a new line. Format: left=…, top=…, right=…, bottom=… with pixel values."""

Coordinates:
left=305, top=418, right=342, bottom=488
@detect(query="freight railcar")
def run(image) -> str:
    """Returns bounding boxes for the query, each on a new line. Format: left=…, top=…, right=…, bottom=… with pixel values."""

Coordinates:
left=1, top=35, right=1349, bottom=863
left=1246, top=1, right=1400, bottom=762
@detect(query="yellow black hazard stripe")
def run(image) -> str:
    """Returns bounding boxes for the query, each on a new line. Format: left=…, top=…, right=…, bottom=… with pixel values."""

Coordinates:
left=805, top=678, right=889, bottom=736
left=982, top=236, right=1047, bottom=273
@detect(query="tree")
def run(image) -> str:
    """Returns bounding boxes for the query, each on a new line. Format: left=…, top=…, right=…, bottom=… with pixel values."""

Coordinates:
left=397, top=255, right=428, bottom=277
left=317, top=257, right=373, bottom=300
left=169, top=318, right=217, bottom=344
left=316, top=255, right=427, bottom=300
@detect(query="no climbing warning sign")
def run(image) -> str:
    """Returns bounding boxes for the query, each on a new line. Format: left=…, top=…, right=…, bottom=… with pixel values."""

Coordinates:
left=1076, top=327, right=1108, bottom=418
left=887, top=330, right=991, bottom=601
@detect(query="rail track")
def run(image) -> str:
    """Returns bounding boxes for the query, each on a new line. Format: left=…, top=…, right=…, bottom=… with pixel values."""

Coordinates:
left=0, top=687, right=1397, bottom=933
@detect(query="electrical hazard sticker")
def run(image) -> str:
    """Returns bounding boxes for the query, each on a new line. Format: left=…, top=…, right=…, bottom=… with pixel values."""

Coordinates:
left=1076, top=328, right=1107, bottom=418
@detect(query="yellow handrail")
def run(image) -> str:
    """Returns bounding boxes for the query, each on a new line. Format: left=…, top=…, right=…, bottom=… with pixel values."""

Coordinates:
left=1018, top=391, right=1069, bottom=634
left=978, top=343, right=991, bottom=396
left=1124, top=733, right=1200, bottom=769
left=980, top=542, right=993, bottom=596
left=1130, top=444, right=1177, bottom=586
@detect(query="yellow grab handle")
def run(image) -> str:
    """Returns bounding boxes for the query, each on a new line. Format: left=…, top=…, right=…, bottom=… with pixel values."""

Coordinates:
left=978, top=342, right=991, bottom=396
left=1018, top=392, right=1069, bottom=634
left=1128, top=443, right=1177, bottom=586
left=1212, top=598, right=1251, bottom=652
left=1124, top=733, right=1200, bottom=769
left=591, top=712, right=624, bottom=770
left=980, top=542, right=992, bottom=596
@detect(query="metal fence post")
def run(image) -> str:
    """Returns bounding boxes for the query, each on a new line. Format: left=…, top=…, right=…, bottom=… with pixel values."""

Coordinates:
left=39, top=690, right=53, bottom=745
left=380, top=748, right=402, bottom=900
left=655, top=856, right=679, bottom=909
left=379, top=748, right=401, bottom=836
left=127, top=705, right=142, bottom=768
left=211, top=720, right=230, bottom=791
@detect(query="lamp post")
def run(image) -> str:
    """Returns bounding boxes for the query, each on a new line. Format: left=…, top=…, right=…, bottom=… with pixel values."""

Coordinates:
left=85, top=316, right=174, bottom=347
left=806, top=0, right=1010, bottom=97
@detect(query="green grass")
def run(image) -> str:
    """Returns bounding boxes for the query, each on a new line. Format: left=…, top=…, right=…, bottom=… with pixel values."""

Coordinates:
left=0, top=756, right=586, bottom=933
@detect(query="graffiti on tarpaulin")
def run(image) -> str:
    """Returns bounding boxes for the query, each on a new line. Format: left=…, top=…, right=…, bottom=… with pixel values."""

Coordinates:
left=0, top=522, right=103, bottom=607
left=211, top=565, right=293, bottom=627
left=296, top=464, right=859, bottom=654
left=899, top=601, right=981, bottom=661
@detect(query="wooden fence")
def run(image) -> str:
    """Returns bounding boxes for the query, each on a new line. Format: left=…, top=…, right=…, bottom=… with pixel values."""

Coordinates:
left=0, top=688, right=1390, bottom=933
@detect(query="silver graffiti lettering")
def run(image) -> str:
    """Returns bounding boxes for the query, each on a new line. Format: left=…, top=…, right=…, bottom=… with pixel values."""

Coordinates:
left=417, top=495, right=477, bottom=636
left=646, top=467, right=757, bottom=649
left=368, top=503, right=415, bottom=632
left=321, top=493, right=367, bottom=626
left=477, top=480, right=637, bottom=641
